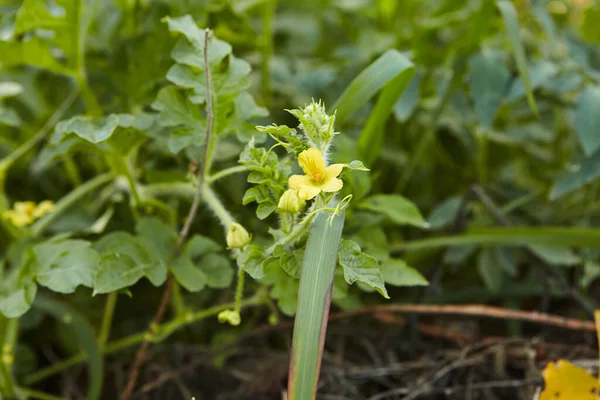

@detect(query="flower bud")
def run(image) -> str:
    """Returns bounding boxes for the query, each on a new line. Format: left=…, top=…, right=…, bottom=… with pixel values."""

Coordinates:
left=218, top=309, right=241, bottom=326
left=277, top=189, right=305, bottom=214
left=226, top=223, right=251, bottom=249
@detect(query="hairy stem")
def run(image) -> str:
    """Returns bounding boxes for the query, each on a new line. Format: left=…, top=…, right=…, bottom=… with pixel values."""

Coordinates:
left=207, top=165, right=250, bottom=184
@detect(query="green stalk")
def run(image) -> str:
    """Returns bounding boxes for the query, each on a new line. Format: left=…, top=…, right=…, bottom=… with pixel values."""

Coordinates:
left=288, top=207, right=345, bottom=400
left=17, top=388, right=64, bottom=400
left=98, top=292, right=118, bottom=348
left=207, top=165, right=250, bottom=184
left=23, top=294, right=263, bottom=385
left=202, top=184, right=235, bottom=228
left=0, top=316, right=18, bottom=398
left=30, top=173, right=113, bottom=238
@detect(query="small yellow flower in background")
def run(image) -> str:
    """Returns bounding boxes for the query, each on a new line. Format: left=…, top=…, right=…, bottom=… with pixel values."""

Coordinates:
left=32, top=200, right=54, bottom=218
left=2, top=200, right=54, bottom=227
left=278, top=189, right=306, bottom=214
left=288, top=148, right=344, bottom=200
left=226, top=222, right=251, bottom=249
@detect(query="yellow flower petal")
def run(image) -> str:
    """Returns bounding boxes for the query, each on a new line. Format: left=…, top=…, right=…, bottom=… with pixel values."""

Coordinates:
left=297, top=185, right=322, bottom=200
left=33, top=200, right=54, bottom=218
left=323, top=164, right=344, bottom=180
left=289, top=175, right=321, bottom=200
left=3, top=210, right=34, bottom=227
left=14, top=201, right=36, bottom=216
left=320, top=177, right=343, bottom=193
left=298, top=148, right=325, bottom=181
left=289, top=174, right=313, bottom=190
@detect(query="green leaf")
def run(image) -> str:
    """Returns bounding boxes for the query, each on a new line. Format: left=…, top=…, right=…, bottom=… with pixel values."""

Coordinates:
left=550, top=150, right=600, bottom=199
left=427, top=196, right=463, bottom=230
left=7, top=0, right=95, bottom=74
left=262, top=258, right=298, bottom=316
left=393, top=73, right=421, bottom=122
left=467, top=51, right=511, bottom=128
left=333, top=49, right=414, bottom=164
left=393, top=227, right=600, bottom=252
left=171, top=256, right=206, bottom=292
left=171, top=235, right=233, bottom=292
left=237, top=244, right=265, bottom=279
left=163, top=15, right=232, bottom=66
left=288, top=208, right=345, bottom=398
left=477, top=249, right=504, bottom=293
left=338, top=239, right=388, bottom=298
left=93, top=232, right=167, bottom=294
left=379, top=259, right=428, bottom=287
left=53, top=113, right=153, bottom=144
left=135, top=217, right=178, bottom=266
left=184, top=235, right=222, bottom=257
left=496, top=0, right=538, bottom=115
left=582, top=6, right=600, bottom=44
left=506, top=60, right=557, bottom=102
left=529, top=245, right=580, bottom=266
left=345, top=160, right=370, bottom=171
left=332, top=49, right=414, bottom=124
left=33, top=239, right=100, bottom=293
left=359, top=194, right=428, bottom=228
left=574, top=85, right=600, bottom=157
left=0, top=274, right=37, bottom=319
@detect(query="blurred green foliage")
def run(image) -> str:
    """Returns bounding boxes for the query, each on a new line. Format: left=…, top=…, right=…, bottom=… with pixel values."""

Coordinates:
left=1, top=0, right=600, bottom=398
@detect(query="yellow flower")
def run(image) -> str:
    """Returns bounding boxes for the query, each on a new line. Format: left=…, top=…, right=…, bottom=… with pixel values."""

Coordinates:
left=288, top=148, right=344, bottom=200
left=2, top=200, right=55, bottom=227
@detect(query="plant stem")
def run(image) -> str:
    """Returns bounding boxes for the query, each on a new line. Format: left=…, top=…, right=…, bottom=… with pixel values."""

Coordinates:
left=98, top=292, right=118, bottom=348
left=207, top=165, right=250, bottom=184
left=171, top=281, right=186, bottom=317
left=261, top=0, right=276, bottom=105
left=23, top=295, right=263, bottom=385
left=202, top=184, right=235, bottom=228
left=18, top=388, right=64, bottom=400
left=62, top=154, right=83, bottom=187
left=75, top=72, right=101, bottom=117
left=0, top=317, right=18, bottom=398
left=121, top=28, right=216, bottom=400
left=117, top=156, right=141, bottom=218
left=142, top=182, right=195, bottom=200
left=234, top=267, right=245, bottom=313
left=266, top=212, right=316, bottom=255
left=30, top=173, right=114, bottom=238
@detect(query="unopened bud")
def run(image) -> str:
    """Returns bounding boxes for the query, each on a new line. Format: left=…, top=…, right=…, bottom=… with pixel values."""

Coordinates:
left=277, top=189, right=305, bottom=214
left=226, top=223, right=251, bottom=249
left=218, top=309, right=241, bottom=326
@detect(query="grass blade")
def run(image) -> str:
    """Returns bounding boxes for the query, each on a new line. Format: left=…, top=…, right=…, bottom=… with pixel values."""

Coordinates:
left=34, top=293, right=104, bottom=400
left=331, top=50, right=414, bottom=126
left=392, top=227, right=600, bottom=253
left=288, top=208, right=345, bottom=400
left=496, top=0, right=538, bottom=115
left=357, top=67, right=415, bottom=165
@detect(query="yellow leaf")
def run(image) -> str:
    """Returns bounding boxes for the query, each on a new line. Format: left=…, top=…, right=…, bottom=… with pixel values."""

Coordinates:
left=540, top=360, right=599, bottom=399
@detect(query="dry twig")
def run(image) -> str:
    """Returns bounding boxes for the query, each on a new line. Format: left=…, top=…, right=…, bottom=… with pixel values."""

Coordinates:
left=121, top=27, right=214, bottom=400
